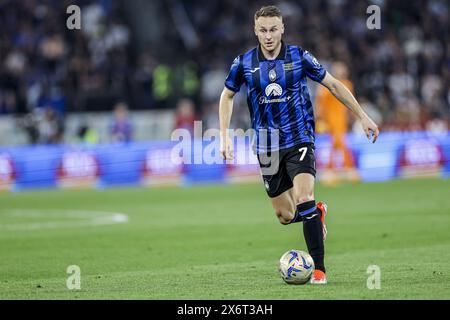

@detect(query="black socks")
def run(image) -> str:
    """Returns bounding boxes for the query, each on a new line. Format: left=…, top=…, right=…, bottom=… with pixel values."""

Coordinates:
left=290, top=200, right=326, bottom=273
left=289, top=200, right=317, bottom=224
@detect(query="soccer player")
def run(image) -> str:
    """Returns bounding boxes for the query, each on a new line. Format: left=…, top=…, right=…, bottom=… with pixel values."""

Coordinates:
left=219, top=5, right=379, bottom=284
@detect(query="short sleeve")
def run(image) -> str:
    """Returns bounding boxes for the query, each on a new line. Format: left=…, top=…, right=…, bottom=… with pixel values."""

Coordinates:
left=224, top=55, right=244, bottom=92
left=302, top=49, right=326, bottom=83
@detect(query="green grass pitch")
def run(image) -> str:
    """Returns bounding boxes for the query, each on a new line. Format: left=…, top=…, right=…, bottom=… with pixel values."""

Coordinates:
left=0, top=178, right=449, bottom=299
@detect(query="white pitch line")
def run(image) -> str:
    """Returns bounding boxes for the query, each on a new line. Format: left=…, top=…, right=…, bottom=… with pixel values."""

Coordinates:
left=0, top=210, right=129, bottom=231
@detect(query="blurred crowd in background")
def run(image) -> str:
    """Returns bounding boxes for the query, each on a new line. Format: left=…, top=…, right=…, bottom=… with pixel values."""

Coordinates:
left=0, top=0, right=448, bottom=145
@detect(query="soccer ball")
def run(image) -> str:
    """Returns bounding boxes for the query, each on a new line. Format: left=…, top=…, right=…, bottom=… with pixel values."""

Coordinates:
left=278, top=250, right=314, bottom=284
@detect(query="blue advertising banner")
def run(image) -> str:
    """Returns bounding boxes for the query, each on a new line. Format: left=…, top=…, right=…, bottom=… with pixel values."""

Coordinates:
left=0, top=132, right=448, bottom=191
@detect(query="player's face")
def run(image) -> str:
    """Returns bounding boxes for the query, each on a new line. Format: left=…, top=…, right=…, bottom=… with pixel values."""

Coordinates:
left=254, top=16, right=284, bottom=53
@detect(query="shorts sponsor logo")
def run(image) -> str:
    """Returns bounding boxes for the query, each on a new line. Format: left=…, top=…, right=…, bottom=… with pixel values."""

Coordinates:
left=264, top=180, right=270, bottom=191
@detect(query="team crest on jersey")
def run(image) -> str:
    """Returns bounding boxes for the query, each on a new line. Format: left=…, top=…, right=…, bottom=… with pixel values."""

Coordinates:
left=265, top=83, right=283, bottom=97
left=269, top=69, right=277, bottom=82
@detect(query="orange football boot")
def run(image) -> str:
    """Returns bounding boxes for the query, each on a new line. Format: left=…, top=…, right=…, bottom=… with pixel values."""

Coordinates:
left=316, top=201, right=328, bottom=241
left=310, top=269, right=327, bottom=284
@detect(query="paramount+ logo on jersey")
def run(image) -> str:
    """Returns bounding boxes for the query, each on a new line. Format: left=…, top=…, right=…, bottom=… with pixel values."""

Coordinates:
left=259, top=83, right=291, bottom=104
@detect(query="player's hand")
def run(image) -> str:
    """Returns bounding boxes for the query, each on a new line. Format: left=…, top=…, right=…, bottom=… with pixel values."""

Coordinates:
left=220, top=134, right=234, bottom=160
left=360, top=116, right=379, bottom=143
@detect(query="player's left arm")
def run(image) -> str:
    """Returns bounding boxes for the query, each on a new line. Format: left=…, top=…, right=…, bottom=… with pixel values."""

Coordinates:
left=320, top=72, right=380, bottom=143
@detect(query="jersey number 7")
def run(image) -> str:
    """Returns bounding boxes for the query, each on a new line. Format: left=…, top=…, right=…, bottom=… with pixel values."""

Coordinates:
left=299, top=147, right=308, bottom=161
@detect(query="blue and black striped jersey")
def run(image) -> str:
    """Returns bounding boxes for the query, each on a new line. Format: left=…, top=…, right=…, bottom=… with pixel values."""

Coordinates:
left=225, top=42, right=326, bottom=153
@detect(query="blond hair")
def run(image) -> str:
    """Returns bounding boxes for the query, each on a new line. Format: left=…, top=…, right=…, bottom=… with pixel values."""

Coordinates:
left=254, top=5, right=283, bottom=21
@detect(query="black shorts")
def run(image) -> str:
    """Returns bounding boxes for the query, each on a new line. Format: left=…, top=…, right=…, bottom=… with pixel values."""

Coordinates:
left=257, top=143, right=316, bottom=198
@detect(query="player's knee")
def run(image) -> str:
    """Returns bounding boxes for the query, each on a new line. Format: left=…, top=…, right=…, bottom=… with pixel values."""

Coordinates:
left=278, top=217, right=290, bottom=225
left=275, top=209, right=291, bottom=225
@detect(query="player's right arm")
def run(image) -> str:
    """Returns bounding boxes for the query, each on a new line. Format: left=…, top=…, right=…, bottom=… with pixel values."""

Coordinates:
left=219, top=87, right=236, bottom=160
left=220, top=55, right=244, bottom=160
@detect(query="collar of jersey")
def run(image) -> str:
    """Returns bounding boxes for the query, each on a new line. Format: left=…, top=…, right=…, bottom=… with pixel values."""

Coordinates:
left=257, top=41, right=287, bottom=61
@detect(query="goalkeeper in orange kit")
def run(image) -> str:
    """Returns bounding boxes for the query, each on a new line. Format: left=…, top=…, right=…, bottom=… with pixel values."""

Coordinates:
left=315, top=62, right=360, bottom=184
